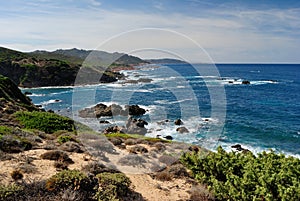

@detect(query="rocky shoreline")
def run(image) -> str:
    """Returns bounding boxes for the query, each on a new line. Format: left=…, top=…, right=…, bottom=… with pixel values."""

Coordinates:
left=0, top=74, right=214, bottom=201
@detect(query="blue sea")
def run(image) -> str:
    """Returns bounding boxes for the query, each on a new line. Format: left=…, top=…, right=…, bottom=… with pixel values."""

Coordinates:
left=22, top=64, right=300, bottom=157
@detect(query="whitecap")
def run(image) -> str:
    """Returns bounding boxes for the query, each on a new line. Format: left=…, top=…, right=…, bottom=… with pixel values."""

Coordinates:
left=41, top=99, right=62, bottom=105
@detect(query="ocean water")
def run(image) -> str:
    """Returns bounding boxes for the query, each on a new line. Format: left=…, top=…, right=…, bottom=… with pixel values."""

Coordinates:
left=23, top=64, right=300, bottom=157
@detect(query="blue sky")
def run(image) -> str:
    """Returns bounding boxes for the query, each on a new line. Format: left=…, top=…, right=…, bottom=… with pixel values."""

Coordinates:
left=0, top=0, right=299, bottom=63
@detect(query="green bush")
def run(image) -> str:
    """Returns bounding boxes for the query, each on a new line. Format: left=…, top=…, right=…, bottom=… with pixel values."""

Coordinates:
left=96, top=172, right=131, bottom=201
left=0, top=126, right=12, bottom=136
left=46, top=170, right=93, bottom=192
left=57, top=135, right=77, bottom=144
left=15, top=111, right=75, bottom=133
left=0, top=184, right=23, bottom=200
left=181, top=146, right=300, bottom=201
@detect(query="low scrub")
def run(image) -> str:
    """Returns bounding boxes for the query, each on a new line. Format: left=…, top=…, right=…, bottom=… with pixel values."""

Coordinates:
left=96, top=172, right=131, bottom=201
left=15, top=111, right=75, bottom=133
left=181, top=146, right=300, bottom=201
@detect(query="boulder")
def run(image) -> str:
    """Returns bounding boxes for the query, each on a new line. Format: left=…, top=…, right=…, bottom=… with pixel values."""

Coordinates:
left=79, top=103, right=146, bottom=118
left=125, top=117, right=148, bottom=135
left=176, top=127, right=189, bottom=133
left=174, top=119, right=183, bottom=125
left=231, top=144, right=250, bottom=153
left=99, top=120, right=110, bottom=124
left=164, top=135, right=173, bottom=140
left=103, top=126, right=124, bottom=134
left=59, top=141, right=85, bottom=153
left=125, top=105, right=146, bottom=116
left=242, top=80, right=250, bottom=85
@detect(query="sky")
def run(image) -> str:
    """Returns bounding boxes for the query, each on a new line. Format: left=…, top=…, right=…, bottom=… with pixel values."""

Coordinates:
left=0, top=0, right=300, bottom=63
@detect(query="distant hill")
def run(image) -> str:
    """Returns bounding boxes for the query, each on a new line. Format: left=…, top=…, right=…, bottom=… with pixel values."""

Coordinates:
left=146, top=58, right=187, bottom=64
left=32, top=48, right=146, bottom=66
left=0, top=47, right=147, bottom=87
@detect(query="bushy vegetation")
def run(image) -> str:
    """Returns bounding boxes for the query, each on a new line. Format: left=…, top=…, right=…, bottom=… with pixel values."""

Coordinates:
left=46, top=169, right=94, bottom=192
left=15, top=111, right=75, bottom=133
left=0, top=126, right=12, bottom=140
left=96, top=172, right=131, bottom=201
left=57, top=134, right=77, bottom=144
left=180, top=146, right=300, bottom=201
left=105, top=133, right=170, bottom=143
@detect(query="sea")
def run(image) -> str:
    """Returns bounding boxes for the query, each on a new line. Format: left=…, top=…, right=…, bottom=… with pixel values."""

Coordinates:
left=22, top=64, right=300, bottom=157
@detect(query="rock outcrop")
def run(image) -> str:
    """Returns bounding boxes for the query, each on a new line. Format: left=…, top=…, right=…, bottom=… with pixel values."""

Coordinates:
left=176, top=127, right=189, bottom=133
left=79, top=103, right=146, bottom=118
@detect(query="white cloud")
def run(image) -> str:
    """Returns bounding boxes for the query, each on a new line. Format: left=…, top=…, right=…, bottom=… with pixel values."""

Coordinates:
left=0, top=5, right=299, bottom=62
left=88, top=0, right=101, bottom=7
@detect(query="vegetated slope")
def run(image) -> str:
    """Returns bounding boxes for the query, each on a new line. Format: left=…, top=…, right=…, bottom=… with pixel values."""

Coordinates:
left=0, top=75, right=39, bottom=126
left=0, top=47, right=146, bottom=87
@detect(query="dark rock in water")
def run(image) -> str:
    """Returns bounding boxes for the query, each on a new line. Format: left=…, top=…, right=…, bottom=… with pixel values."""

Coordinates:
left=242, top=80, right=250, bottom=85
left=176, top=127, right=189, bottom=133
left=164, top=136, right=173, bottom=140
left=231, top=144, right=250, bottom=152
left=228, top=81, right=234, bottom=84
left=174, top=119, right=183, bottom=125
left=99, top=120, right=110, bottom=124
left=35, top=104, right=43, bottom=108
left=54, top=99, right=60, bottom=102
left=24, top=91, right=32, bottom=95
left=47, top=109, right=54, bottom=113
left=125, top=105, right=146, bottom=116
left=231, top=144, right=242, bottom=149
left=137, top=78, right=152, bottom=83
left=125, top=117, right=147, bottom=135
left=78, top=103, right=145, bottom=118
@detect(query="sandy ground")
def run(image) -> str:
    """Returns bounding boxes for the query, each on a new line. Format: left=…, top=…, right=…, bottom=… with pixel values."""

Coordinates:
left=0, top=134, right=200, bottom=200
left=128, top=174, right=192, bottom=201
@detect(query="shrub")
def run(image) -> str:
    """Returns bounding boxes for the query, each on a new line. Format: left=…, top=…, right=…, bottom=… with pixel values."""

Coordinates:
left=15, top=111, right=75, bottom=133
left=0, top=125, right=12, bottom=136
left=181, top=146, right=300, bottom=201
left=82, top=162, right=120, bottom=175
left=57, top=134, right=77, bottom=144
left=0, top=184, right=23, bottom=200
left=96, top=172, right=131, bottom=201
left=155, top=171, right=173, bottom=181
left=46, top=170, right=94, bottom=192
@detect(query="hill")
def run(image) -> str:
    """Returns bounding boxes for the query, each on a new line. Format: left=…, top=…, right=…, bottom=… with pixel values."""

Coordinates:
left=0, top=47, right=147, bottom=87
left=146, top=58, right=187, bottom=64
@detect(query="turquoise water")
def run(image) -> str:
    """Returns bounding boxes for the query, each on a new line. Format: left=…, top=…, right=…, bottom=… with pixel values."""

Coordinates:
left=23, top=64, right=300, bottom=157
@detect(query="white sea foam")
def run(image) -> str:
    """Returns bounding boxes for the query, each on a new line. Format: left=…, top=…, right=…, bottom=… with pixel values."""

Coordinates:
left=27, top=93, right=45, bottom=97
left=41, top=99, right=62, bottom=105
